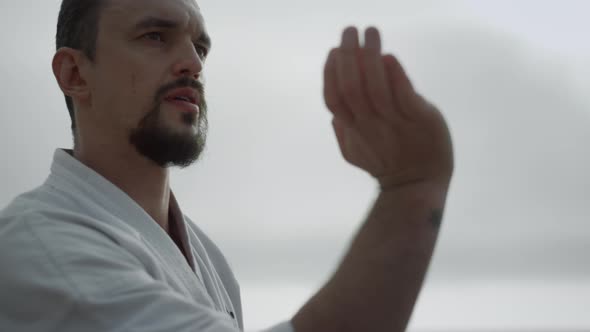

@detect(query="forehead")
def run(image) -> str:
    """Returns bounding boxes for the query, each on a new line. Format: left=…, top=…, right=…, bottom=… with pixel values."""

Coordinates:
left=101, top=0, right=206, bottom=32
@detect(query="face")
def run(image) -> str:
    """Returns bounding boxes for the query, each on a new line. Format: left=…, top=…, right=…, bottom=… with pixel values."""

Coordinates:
left=85, top=0, right=211, bottom=167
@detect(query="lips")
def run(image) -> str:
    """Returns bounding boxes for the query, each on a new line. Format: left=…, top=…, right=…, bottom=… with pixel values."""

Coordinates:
left=163, top=87, right=201, bottom=115
left=164, top=87, right=200, bottom=106
left=164, top=98, right=200, bottom=115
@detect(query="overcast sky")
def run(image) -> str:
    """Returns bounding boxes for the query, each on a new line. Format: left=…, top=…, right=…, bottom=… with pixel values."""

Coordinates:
left=1, top=0, right=589, bottom=330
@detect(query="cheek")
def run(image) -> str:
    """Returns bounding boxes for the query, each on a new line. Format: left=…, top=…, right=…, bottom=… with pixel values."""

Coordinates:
left=93, top=62, right=129, bottom=108
left=94, top=52, right=163, bottom=127
left=129, top=71, right=160, bottom=112
left=131, top=72, right=139, bottom=97
left=92, top=69, right=146, bottom=129
left=120, top=71, right=153, bottom=125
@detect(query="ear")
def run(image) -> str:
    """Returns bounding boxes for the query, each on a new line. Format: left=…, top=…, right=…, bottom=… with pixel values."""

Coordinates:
left=52, top=48, right=91, bottom=107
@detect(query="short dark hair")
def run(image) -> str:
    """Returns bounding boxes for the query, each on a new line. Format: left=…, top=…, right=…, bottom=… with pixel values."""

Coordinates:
left=56, top=0, right=108, bottom=133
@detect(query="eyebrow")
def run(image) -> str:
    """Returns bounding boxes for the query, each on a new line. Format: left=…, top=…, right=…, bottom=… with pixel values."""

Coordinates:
left=133, top=16, right=212, bottom=48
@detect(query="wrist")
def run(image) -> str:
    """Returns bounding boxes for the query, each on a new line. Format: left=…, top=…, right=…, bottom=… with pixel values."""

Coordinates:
left=377, top=170, right=451, bottom=191
left=376, top=179, right=450, bottom=233
left=378, top=177, right=450, bottom=200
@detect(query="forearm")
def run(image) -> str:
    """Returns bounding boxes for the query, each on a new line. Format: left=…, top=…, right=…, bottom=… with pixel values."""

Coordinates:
left=292, top=182, right=448, bottom=332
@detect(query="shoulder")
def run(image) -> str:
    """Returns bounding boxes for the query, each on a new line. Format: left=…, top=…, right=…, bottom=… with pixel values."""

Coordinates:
left=0, top=210, right=82, bottom=331
left=0, top=212, right=241, bottom=332
left=0, top=210, right=155, bottom=327
left=0, top=210, right=145, bottom=300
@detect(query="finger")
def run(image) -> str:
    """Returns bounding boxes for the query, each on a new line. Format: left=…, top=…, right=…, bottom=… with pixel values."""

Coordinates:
left=383, top=54, right=416, bottom=120
left=336, top=27, right=374, bottom=118
left=331, top=117, right=348, bottom=160
left=324, top=48, right=355, bottom=126
left=362, top=27, right=396, bottom=122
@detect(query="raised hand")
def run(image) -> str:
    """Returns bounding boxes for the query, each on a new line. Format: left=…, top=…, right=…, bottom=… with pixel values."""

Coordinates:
left=324, top=27, right=454, bottom=190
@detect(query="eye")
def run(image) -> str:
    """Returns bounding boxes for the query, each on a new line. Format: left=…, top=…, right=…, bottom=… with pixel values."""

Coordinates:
left=143, top=32, right=164, bottom=42
left=195, top=44, right=208, bottom=58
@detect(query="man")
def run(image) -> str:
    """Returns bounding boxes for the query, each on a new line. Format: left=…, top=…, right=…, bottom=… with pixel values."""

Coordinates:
left=0, top=0, right=454, bottom=331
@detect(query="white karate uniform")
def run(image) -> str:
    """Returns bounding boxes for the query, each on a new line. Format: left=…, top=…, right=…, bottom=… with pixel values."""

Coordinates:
left=0, top=149, right=293, bottom=332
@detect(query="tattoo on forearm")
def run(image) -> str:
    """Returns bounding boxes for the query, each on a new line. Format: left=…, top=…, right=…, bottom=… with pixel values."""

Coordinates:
left=429, top=209, right=443, bottom=229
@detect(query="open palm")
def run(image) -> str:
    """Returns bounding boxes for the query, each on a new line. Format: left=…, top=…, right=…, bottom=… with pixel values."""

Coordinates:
left=324, top=27, right=454, bottom=190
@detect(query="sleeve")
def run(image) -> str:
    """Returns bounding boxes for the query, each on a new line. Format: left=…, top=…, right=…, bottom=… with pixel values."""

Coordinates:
left=0, top=215, right=294, bottom=332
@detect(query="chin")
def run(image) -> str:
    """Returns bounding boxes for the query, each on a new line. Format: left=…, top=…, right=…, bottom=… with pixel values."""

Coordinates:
left=129, top=125, right=206, bottom=169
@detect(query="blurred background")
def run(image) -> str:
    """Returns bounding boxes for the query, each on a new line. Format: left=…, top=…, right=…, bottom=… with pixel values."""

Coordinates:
left=1, top=0, right=589, bottom=330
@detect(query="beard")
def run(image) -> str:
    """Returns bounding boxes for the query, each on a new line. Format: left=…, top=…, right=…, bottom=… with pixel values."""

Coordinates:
left=129, top=78, right=208, bottom=168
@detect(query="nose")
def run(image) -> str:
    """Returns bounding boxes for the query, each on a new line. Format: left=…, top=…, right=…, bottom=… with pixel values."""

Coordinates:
left=172, top=41, right=203, bottom=80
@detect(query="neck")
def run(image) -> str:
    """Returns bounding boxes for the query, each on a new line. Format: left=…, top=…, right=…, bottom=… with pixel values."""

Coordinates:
left=73, top=141, right=171, bottom=232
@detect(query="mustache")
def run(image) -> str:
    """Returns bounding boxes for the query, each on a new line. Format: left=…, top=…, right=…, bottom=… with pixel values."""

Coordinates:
left=154, top=77, right=205, bottom=106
